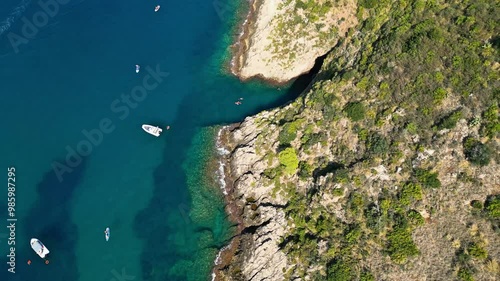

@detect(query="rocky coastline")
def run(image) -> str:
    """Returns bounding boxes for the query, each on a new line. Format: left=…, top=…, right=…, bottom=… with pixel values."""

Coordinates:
left=212, top=110, right=295, bottom=281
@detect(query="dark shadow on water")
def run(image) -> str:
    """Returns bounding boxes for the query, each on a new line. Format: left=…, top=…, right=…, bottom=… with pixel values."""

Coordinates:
left=0, top=160, right=86, bottom=281
left=202, top=52, right=328, bottom=127
left=244, top=53, right=327, bottom=119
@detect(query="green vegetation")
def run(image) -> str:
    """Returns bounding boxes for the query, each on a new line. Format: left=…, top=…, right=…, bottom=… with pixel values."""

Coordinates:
left=470, top=200, right=483, bottom=210
left=415, top=169, right=441, bottom=189
left=279, top=119, right=304, bottom=145
left=343, top=102, right=366, bottom=121
left=279, top=148, right=299, bottom=174
left=484, top=195, right=500, bottom=219
left=327, top=258, right=354, bottom=281
left=359, top=270, right=374, bottom=281
left=407, top=210, right=424, bottom=227
left=366, top=133, right=389, bottom=156
left=457, top=268, right=474, bottom=281
left=386, top=225, right=419, bottom=264
left=468, top=243, right=488, bottom=260
left=436, top=109, right=463, bottom=130
left=332, top=188, right=344, bottom=197
left=463, top=137, right=491, bottom=166
left=227, top=0, right=500, bottom=279
left=480, top=103, right=500, bottom=138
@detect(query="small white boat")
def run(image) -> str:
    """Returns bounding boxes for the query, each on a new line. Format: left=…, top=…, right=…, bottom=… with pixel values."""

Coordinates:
left=142, top=124, right=162, bottom=137
left=154, top=5, right=160, bottom=12
left=135, top=64, right=140, bottom=73
left=30, top=238, right=50, bottom=259
left=105, top=227, right=110, bottom=241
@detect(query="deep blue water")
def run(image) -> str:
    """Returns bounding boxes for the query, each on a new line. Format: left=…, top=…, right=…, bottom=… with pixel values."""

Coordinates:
left=0, top=0, right=303, bottom=280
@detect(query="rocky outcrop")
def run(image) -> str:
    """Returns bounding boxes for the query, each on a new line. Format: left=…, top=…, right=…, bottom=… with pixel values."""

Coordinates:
left=216, top=109, right=293, bottom=281
left=231, top=0, right=358, bottom=83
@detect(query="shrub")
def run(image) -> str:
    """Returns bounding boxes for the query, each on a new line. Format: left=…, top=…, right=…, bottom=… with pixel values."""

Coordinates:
left=484, top=195, right=500, bottom=219
left=366, top=133, right=389, bottom=155
left=356, top=77, right=370, bottom=90
left=332, top=188, right=344, bottom=197
left=468, top=243, right=488, bottom=260
left=303, top=132, right=327, bottom=150
left=327, top=258, right=354, bottom=281
left=399, top=182, right=423, bottom=206
left=386, top=226, right=419, bottom=264
left=463, top=137, right=491, bottom=166
left=457, top=267, right=474, bottom=281
left=333, top=168, right=349, bottom=183
left=360, top=270, right=375, bottom=281
left=345, top=225, right=362, bottom=244
left=433, top=87, right=447, bottom=104
left=344, top=101, right=366, bottom=121
left=298, top=161, right=313, bottom=180
left=279, top=148, right=299, bottom=174
left=263, top=166, right=282, bottom=179
left=437, top=109, right=463, bottom=130
left=359, top=0, right=377, bottom=9
left=279, top=119, right=303, bottom=145
left=480, top=103, right=500, bottom=138
left=406, top=122, right=418, bottom=134
left=407, top=210, right=425, bottom=227
left=348, top=192, right=365, bottom=215
left=415, top=169, right=441, bottom=188
left=470, top=200, right=483, bottom=209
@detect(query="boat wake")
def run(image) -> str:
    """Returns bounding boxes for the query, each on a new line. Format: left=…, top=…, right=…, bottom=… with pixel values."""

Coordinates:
left=0, top=0, right=31, bottom=37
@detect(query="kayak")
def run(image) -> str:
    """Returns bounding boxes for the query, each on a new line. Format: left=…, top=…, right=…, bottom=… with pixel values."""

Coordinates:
left=105, top=227, right=110, bottom=241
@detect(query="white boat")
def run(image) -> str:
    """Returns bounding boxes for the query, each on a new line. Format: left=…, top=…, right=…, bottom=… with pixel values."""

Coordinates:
left=154, top=5, right=160, bottom=12
left=105, top=227, right=110, bottom=241
left=30, top=238, right=49, bottom=259
left=142, top=124, right=162, bottom=137
left=135, top=64, right=140, bottom=73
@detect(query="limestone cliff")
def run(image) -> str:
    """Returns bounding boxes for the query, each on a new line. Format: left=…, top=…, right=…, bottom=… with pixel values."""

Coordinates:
left=231, top=0, right=357, bottom=83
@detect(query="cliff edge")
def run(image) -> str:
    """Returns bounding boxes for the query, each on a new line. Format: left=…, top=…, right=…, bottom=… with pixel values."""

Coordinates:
left=231, top=0, right=357, bottom=83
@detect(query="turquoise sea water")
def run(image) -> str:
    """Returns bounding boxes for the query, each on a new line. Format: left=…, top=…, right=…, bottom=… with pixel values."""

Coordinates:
left=0, top=0, right=307, bottom=280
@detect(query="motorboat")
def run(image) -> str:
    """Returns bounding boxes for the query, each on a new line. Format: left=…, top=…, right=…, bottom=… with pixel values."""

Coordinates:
left=135, top=64, right=140, bottom=73
left=105, top=227, right=110, bottom=241
left=142, top=124, right=162, bottom=137
left=30, top=238, right=49, bottom=259
left=155, top=5, right=160, bottom=12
